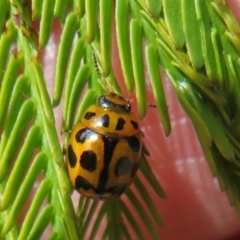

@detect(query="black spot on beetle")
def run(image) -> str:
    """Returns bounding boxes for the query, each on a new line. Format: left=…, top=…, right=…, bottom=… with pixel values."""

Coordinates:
left=96, top=136, right=119, bottom=193
left=131, top=161, right=140, bottom=177
left=130, top=120, right=139, bottom=130
left=107, top=183, right=127, bottom=197
left=80, top=150, right=97, bottom=172
left=101, top=114, right=110, bottom=128
left=84, top=111, right=96, bottom=120
left=75, top=128, right=97, bottom=143
left=115, top=157, right=132, bottom=176
left=67, top=145, right=77, bottom=168
left=97, top=169, right=109, bottom=193
left=75, top=175, right=93, bottom=190
left=125, top=135, right=140, bottom=152
left=115, top=117, right=125, bottom=131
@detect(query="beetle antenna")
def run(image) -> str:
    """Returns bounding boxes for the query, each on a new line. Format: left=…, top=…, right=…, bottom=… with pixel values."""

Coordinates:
left=92, top=52, right=111, bottom=93
left=147, top=103, right=157, bottom=108
left=92, top=52, right=102, bottom=79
